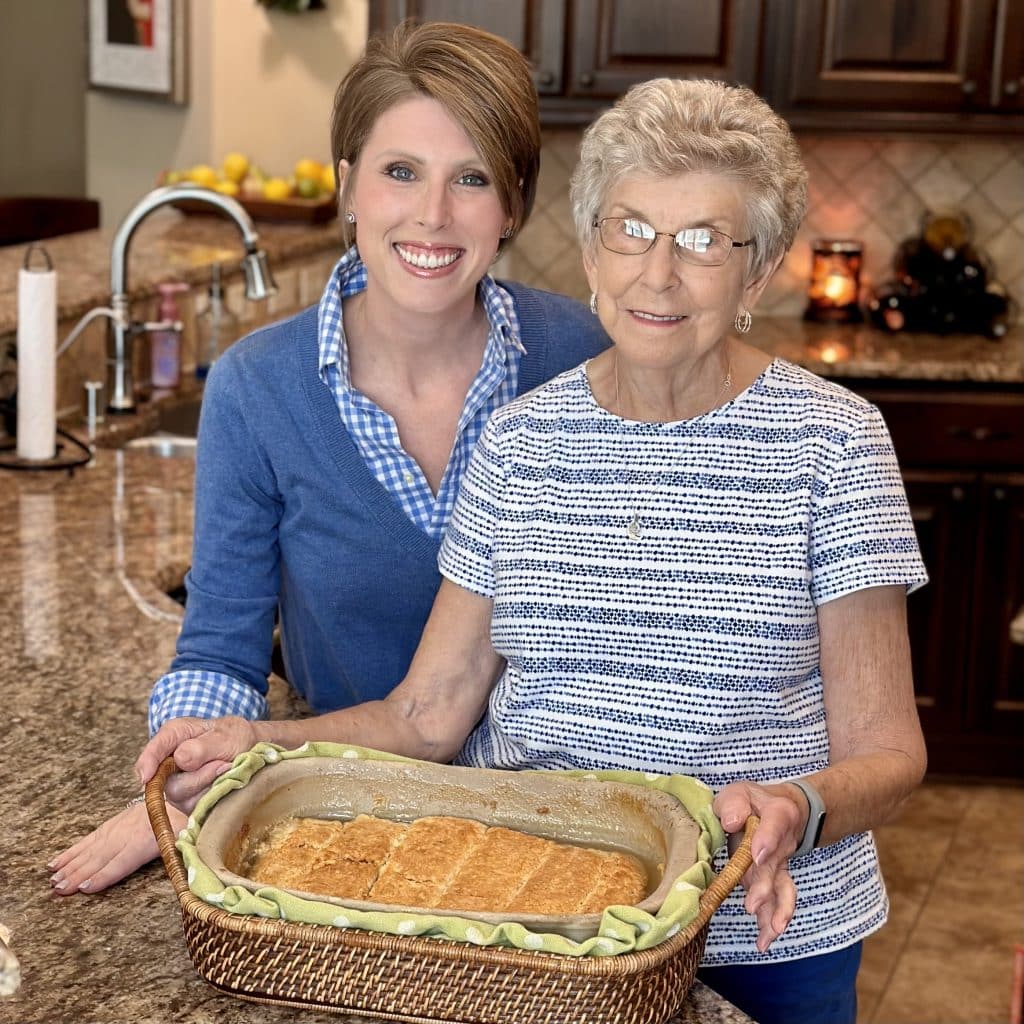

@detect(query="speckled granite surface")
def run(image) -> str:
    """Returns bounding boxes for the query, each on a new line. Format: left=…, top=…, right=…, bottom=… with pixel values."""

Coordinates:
left=0, top=448, right=752, bottom=1023
left=746, top=317, right=1024, bottom=384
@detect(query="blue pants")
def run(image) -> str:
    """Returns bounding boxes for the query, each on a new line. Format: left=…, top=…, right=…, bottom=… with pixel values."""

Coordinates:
left=697, top=942, right=862, bottom=1024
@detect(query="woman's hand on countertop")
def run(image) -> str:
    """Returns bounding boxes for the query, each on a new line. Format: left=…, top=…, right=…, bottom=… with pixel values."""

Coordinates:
left=714, top=780, right=805, bottom=952
left=48, top=800, right=187, bottom=896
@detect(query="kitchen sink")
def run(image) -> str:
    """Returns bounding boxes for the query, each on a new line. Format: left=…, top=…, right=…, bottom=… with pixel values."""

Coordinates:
left=153, top=397, right=203, bottom=436
left=121, top=397, right=203, bottom=458
left=124, top=435, right=197, bottom=458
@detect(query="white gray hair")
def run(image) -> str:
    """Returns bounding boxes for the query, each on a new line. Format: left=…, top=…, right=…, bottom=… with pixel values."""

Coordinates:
left=570, top=78, right=808, bottom=283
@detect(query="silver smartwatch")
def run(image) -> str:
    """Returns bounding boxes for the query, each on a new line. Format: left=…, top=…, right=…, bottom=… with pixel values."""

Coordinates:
left=789, top=778, right=826, bottom=857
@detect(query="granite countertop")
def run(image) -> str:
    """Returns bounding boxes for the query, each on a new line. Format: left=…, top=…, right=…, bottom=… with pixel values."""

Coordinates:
left=747, top=317, right=1024, bottom=385
left=0, top=208, right=344, bottom=335
left=0, top=448, right=752, bottom=1023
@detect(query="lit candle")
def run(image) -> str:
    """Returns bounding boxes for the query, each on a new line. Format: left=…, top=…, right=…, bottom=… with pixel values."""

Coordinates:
left=804, top=239, right=864, bottom=324
left=823, top=272, right=856, bottom=305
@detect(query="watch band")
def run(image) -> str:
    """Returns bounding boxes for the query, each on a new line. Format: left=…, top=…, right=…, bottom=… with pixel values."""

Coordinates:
left=789, top=778, right=826, bottom=857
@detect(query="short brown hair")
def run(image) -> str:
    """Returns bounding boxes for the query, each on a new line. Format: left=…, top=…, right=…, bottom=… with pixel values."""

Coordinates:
left=330, top=21, right=540, bottom=252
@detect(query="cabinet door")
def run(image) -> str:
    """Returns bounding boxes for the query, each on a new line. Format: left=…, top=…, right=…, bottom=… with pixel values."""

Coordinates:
left=368, top=1, right=565, bottom=96
left=569, top=0, right=764, bottom=98
left=902, top=472, right=977, bottom=734
left=969, top=477, right=1024, bottom=745
left=992, top=0, right=1024, bottom=111
left=767, top=0, right=1011, bottom=130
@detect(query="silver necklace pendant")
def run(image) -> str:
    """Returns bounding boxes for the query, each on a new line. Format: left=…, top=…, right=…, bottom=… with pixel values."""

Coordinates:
left=627, top=513, right=643, bottom=539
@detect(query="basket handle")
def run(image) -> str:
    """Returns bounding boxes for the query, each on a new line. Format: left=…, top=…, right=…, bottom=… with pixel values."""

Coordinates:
left=693, top=815, right=758, bottom=924
left=145, top=756, right=193, bottom=903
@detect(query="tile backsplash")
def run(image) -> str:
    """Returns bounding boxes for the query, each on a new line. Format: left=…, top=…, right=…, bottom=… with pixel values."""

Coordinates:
left=498, top=132, right=1024, bottom=322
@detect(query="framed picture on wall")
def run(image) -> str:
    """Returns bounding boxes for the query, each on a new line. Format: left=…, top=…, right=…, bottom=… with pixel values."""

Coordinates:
left=88, top=0, right=188, bottom=104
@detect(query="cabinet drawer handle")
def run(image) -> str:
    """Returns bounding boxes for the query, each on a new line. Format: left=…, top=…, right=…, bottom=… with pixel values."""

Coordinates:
left=1005, top=80, right=1020, bottom=96
left=961, top=79, right=977, bottom=95
left=1011, top=606, right=1024, bottom=646
left=946, top=425, right=1013, bottom=443
left=538, top=70, right=554, bottom=86
left=578, top=72, right=595, bottom=87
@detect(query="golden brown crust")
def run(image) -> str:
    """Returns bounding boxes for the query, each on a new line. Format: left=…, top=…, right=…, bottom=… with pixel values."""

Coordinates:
left=246, top=813, right=647, bottom=916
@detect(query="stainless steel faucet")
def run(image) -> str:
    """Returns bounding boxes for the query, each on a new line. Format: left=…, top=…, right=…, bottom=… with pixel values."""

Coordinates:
left=60, top=184, right=277, bottom=414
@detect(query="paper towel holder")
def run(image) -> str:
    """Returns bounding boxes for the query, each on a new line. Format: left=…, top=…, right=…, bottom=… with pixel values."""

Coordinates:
left=2, top=243, right=93, bottom=472
left=23, top=244, right=54, bottom=273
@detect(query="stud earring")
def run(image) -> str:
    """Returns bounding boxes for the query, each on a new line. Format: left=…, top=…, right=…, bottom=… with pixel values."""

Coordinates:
left=589, top=293, right=598, bottom=315
left=734, top=308, right=752, bottom=334
left=345, top=211, right=356, bottom=224
left=501, top=227, right=513, bottom=239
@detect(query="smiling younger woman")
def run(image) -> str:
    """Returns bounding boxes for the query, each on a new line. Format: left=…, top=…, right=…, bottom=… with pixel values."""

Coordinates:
left=48, top=21, right=607, bottom=898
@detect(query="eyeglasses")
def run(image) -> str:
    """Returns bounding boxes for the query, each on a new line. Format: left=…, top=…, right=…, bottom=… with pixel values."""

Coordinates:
left=594, top=217, right=755, bottom=267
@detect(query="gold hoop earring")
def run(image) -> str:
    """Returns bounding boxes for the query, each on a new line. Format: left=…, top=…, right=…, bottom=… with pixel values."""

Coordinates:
left=734, top=308, right=752, bottom=334
left=590, top=293, right=598, bottom=315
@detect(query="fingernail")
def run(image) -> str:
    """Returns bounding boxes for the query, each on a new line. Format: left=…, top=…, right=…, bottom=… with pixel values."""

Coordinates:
left=755, top=848, right=767, bottom=866
left=50, top=871, right=64, bottom=885
left=45, top=859, right=56, bottom=870
left=54, top=879, right=69, bottom=891
left=78, top=879, right=92, bottom=892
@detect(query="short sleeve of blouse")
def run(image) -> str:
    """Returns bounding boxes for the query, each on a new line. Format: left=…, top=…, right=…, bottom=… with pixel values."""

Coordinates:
left=809, top=404, right=928, bottom=605
left=438, top=417, right=506, bottom=598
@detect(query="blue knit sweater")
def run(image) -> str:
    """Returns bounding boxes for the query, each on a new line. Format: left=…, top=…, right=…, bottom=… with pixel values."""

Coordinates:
left=170, top=283, right=609, bottom=714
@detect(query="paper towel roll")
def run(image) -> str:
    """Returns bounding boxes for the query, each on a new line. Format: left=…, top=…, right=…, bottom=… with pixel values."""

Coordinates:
left=16, top=246, right=57, bottom=461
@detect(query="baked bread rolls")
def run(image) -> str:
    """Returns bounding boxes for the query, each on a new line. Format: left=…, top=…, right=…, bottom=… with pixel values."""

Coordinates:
left=244, top=813, right=648, bottom=916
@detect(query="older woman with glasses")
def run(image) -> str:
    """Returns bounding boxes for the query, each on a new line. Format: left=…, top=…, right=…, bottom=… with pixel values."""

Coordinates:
left=132, top=78, right=928, bottom=1024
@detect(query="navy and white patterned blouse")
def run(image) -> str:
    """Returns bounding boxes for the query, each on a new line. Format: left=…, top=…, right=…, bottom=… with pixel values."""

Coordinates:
left=439, top=357, right=928, bottom=966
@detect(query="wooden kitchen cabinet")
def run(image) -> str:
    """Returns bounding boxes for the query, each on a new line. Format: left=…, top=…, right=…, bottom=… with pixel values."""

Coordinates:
left=764, top=0, right=1024, bottom=133
left=369, top=0, right=766, bottom=124
left=371, top=0, right=1023, bottom=133
left=856, top=383, right=1024, bottom=779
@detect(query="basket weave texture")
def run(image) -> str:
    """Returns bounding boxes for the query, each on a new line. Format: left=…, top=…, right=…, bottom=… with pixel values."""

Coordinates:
left=147, top=757, right=755, bottom=1024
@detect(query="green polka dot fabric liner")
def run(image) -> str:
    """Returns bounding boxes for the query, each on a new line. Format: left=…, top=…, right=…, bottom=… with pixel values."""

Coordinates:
left=176, top=742, right=727, bottom=958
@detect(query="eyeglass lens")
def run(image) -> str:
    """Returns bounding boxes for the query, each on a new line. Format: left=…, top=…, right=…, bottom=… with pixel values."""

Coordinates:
left=601, top=217, right=735, bottom=264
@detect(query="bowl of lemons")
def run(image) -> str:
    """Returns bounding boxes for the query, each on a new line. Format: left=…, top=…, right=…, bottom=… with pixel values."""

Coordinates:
left=161, top=154, right=337, bottom=222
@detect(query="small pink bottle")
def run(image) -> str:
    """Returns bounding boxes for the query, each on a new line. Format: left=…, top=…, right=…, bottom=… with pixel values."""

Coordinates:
left=151, top=281, right=189, bottom=390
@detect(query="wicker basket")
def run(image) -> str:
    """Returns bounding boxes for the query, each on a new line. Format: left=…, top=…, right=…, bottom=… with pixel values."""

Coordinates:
left=147, top=757, right=755, bottom=1024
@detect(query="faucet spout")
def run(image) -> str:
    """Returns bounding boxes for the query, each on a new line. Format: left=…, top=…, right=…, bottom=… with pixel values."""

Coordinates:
left=105, top=184, right=277, bottom=413
left=110, top=184, right=262, bottom=296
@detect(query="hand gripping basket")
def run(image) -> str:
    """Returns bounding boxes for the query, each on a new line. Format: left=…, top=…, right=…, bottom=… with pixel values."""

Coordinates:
left=147, top=757, right=755, bottom=1024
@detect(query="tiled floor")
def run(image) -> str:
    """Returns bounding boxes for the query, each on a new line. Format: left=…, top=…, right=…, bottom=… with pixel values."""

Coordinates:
left=857, top=782, right=1024, bottom=1023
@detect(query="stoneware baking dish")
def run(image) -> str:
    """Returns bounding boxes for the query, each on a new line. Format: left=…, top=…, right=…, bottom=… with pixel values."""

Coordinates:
left=194, top=751, right=702, bottom=942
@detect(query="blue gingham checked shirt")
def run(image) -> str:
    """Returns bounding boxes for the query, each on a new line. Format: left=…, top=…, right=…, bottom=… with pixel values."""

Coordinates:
left=148, top=248, right=525, bottom=732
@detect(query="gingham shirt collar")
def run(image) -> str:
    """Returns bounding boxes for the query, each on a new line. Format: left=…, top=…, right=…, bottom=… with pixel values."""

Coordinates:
left=315, top=247, right=524, bottom=540
left=317, top=247, right=525, bottom=387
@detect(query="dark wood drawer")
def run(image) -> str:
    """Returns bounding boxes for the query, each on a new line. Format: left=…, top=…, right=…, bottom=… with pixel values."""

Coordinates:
left=859, top=389, right=1024, bottom=469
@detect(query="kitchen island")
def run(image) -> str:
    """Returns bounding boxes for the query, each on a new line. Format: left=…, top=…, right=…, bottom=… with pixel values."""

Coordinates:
left=0, top=446, right=753, bottom=1023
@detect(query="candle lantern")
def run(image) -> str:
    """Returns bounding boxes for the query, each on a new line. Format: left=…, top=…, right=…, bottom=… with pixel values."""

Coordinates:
left=804, top=239, right=864, bottom=323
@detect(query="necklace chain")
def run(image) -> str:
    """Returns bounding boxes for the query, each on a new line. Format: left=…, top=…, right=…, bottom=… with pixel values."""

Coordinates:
left=613, top=352, right=733, bottom=539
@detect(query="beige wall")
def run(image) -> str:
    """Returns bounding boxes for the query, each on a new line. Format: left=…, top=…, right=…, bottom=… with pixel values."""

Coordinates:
left=0, top=2, right=87, bottom=196
left=87, top=0, right=368, bottom=228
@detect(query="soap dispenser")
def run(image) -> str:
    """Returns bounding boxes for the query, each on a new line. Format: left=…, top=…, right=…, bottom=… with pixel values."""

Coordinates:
left=195, top=263, right=239, bottom=380
left=150, top=281, right=188, bottom=390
